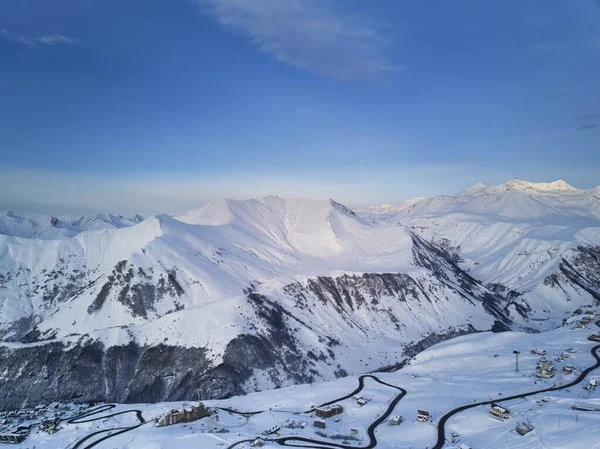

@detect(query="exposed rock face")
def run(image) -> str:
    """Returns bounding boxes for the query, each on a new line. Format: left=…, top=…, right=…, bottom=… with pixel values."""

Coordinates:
left=0, top=243, right=508, bottom=410
left=0, top=196, right=599, bottom=410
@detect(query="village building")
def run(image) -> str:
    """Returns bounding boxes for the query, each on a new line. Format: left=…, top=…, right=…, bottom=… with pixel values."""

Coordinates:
left=531, top=349, right=546, bottom=356
left=516, top=422, right=534, bottom=435
left=388, top=415, right=403, bottom=426
left=489, top=405, right=510, bottom=420
left=313, top=419, right=326, bottom=429
left=357, top=398, right=368, bottom=407
left=537, top=362, right=555, bottom=379
left=349, top=428, right=358, bottom=436
left=314, top=405, right=343, bottom=419
left=0, top=432, right=26, bottom=444
left=563, top=365, right=574, bottom=374
left=417, top=410, right=430, bottom=422
left=588, top=334, right=600, bottom=342
left=252, top=437, right=266, bottom=447
left=589, top=379, right=599, bottom=388
left=40, top=418, right=60, bottom=434
left=459, top=444, right=472, bottom=449
left=156, top=403, right=210, bottom=427
left=572, top=404, right=600, bottom=411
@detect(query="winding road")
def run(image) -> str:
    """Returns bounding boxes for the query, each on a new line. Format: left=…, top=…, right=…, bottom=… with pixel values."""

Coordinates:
left=63, top=343, right=600, bottom=449
left=226, top=375, right=407, bottom=449
left=432, top=344, right=600, bottom=449
left=66, top=404, right=146, bottom=449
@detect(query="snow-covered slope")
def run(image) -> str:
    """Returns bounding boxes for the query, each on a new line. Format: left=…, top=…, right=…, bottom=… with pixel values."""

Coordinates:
left=0, top=211, right=144, bottom=239
left=0, top=183, right=598, bottom=410
left=360, top=179, right=600, bottom=327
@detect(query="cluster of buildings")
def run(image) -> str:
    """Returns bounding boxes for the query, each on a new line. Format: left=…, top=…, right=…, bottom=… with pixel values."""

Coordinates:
left=156, top=403, right=209, bottom=427
left=0, top=404, right=61, bottom=445
left=536, top=360, right=555, bottom=379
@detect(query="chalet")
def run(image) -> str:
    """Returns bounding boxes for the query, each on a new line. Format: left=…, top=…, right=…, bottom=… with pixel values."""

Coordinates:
left=589, top=379, right=599, bottom=388
left=531, top=349, right=546, bottom=356
left=567, top=348, right=577, bottom=354
left=459, top=444, right=472, bottom=449
left=349, top=428, right=358, bottom=436
left=417, top=410, right=430, bottom=422
left=516, top=422, right=534, bottom=435
left=313, top=419, right=326, bottom=429
left=314, top=405, right=343, bottom=419
left=489, top=405, right=510, bottom=420
left=388, top=415, right=403, bottom=426
left=563, top=365, right=574, bottom=374
left=252, top=438, right=266, bottom=447
left=157, top=403, right=209, bottom=427
left=587, top=334, right=600, bottom=342
left=357, top=398, right=368, bottom=407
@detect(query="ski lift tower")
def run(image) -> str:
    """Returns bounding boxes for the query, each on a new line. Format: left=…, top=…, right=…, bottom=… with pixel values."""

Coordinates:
left=513, top=350, right=520, bottom=373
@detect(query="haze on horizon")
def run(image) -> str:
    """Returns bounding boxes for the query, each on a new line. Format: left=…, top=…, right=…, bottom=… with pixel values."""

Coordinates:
left=2, top=0, right=600, bottom=215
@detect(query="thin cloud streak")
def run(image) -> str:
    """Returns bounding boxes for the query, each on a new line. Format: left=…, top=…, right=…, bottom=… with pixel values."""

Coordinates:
left=196, top=0, right=398, bottom=79
left=0, top=29, right=79, bottom=47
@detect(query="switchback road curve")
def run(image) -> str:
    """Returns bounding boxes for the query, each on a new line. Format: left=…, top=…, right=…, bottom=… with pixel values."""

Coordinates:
left=226, top=374, right=407, bottom=449
left=66, top=404, right=146, bottom=449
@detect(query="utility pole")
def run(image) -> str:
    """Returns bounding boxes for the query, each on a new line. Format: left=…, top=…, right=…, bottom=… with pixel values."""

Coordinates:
left=513, top=350, right=520, bottom=373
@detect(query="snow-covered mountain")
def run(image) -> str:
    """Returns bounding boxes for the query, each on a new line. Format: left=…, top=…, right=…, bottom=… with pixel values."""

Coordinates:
left=0, top=181, right=598, bottom=411
left=0, top=211, right=144, bottom=239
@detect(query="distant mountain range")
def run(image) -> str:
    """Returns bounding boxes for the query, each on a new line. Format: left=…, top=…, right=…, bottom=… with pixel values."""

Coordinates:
left=0, top=179, right=598, bottom=410
left=0, top=211, right=144, bottom=239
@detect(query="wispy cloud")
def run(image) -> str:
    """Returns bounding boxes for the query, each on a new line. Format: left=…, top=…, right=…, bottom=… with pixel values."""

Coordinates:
left=0, top=29, right=79, bottom=47
left=196, top=0, right=397, bottom=79
left=576, top=113, right=600, bottom=132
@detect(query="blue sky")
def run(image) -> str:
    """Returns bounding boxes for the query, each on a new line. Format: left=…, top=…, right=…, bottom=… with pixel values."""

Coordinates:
left=1, top=0, right=600, bottom=215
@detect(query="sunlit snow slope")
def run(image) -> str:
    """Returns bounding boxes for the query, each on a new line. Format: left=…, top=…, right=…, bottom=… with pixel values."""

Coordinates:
left=0, top=182, right=598, bottom=410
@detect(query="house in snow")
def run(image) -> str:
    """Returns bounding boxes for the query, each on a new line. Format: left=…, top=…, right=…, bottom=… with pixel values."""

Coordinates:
left=587, top=334, right=600, bottom=342
left=314, top=405, right=343, bottom=419
left=563, top=365, right=574, bottom=374
left=156, top=403, right=209, bottom=427
left=388, top=415, right=403, bottom=426
left=313, top=419, right=326, bottom=429
left=516, top=422, right=534, bottom=435
left=459, top=444, right=472, bottom=449
left=417, top=410, right=430, bottom=422
left=489, top=405, right=510, bottom=420
left=252, top=438, right=266, bottom=447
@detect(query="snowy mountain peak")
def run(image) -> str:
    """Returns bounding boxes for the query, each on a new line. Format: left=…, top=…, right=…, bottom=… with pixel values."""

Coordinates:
left=500, top=178, right=578, bottom=193
left=457, top=182, right=488, bottom=196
